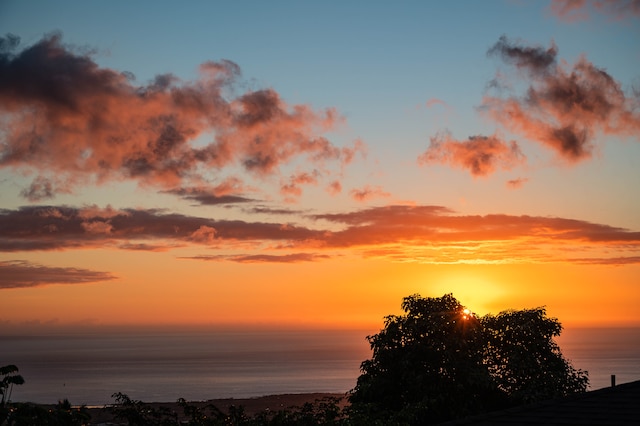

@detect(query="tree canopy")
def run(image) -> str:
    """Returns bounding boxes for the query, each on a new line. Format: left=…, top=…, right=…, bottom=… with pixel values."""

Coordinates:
left=348, top=294, right=588, bottom=424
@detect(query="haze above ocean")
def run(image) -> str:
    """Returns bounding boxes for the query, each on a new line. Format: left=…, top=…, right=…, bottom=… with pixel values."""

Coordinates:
left=1, top=327, right=638, bottom=405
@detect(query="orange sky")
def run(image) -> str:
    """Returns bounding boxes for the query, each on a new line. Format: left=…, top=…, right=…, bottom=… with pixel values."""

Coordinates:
left=1, top=1, right=639, bottom=332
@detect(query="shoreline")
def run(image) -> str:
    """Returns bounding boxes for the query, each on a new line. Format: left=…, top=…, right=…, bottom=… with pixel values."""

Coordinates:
left=81, top=392, right=349, bottom=424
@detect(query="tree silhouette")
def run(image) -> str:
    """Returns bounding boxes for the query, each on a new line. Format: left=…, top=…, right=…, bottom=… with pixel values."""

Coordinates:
left=349, top=294, right=588, bottom=424
left=0, top=365, right=25, bottom=406
left=482, top=307, right=588, bottom=404
left=1, top=365, right=25, bottom=425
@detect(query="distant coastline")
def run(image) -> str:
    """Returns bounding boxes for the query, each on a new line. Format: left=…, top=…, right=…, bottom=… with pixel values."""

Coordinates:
left=58, top=393, right=349, bottom=425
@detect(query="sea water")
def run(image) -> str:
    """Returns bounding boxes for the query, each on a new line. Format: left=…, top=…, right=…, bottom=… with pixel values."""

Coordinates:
left=1, top=328, right=372, bottom=405
left=1, top=327, right=638, bottom=405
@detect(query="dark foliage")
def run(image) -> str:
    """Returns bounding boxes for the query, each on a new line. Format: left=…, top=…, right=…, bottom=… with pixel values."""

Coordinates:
left=0, top=364, right=25, bottom=406
left=1, top=399, right=90, bottom=426
left=110, top=392, right=348, bottom=425
left=349, top=294, right=588, bottom=425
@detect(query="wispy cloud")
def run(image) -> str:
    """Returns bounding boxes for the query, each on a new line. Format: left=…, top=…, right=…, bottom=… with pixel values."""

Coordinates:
left=549, top=0, right=640, bottom=22
left=418, top=132, right=525, bottom=177
left=0, top=33, right=360, bottom=200
left=506, top=177, right=529, bottom=189
left=166, top=187, right=254, bottom=205
left=0, top=260, right=116, bottom=289
left=182, top=253, right=331, bottom=263
left=349, top=185, right=391, bottom=202
left=280, top=171, right=320, bottom=200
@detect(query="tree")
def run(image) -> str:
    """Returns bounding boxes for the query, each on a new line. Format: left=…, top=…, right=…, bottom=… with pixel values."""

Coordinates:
left=0, top=365, right=25, bottom=406
left=349, top=294, right=588, bottom=424
left=1, top=365, right=25, bottom=425
left=482, top=307, right=588, bottom=404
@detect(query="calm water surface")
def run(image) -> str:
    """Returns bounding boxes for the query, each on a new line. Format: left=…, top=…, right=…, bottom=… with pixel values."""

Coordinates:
left=1, top=327, right=638, bottom=405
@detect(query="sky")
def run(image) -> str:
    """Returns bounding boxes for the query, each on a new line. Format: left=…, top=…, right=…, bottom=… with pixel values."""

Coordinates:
left=1, top=0, right=639, bottom=331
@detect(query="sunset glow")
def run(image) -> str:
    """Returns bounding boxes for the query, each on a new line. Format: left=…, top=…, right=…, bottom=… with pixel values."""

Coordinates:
left=1, top=0, right=639, bottom=333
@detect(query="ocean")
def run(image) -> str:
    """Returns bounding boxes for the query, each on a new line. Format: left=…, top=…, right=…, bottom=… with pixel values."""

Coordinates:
left=1, top=327, right=639, bottom=406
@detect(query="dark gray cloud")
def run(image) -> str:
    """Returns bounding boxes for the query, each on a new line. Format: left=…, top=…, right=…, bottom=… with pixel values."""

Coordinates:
left=165, top=187, right=254, bottom=205
left=0, top=259, right=116, bottom=289
left=0, top=205, right=322, bottom=252
left=488, top=35, right=557, bottom=75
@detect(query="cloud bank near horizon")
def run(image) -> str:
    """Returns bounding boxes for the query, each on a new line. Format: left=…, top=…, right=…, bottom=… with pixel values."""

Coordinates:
left=0, top=204, right=638, bottom=273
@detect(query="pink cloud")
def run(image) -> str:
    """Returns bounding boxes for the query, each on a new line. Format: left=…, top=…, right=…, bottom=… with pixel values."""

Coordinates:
left=189, top=225, right=217, bottom=244
left=549, top=0, right=640, bottom=22
left=425, top=98, right=449, bottom=109
left=326, top=180, right=342, bottom=196
left=0, top=33, right=358, bottom=199
left=418, top=132, right=525, bottom=177
left=280, top=171, right=320, bottom=199
left=549, top=0, right=590, bottom=21
left=349, top=185, right=391, bottom=202
left=483, top=36, right=640, bottom=163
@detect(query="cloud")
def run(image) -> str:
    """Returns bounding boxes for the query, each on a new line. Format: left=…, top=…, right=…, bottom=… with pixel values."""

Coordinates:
left=569, top=256, right=640, bottom=265
left=482, top=36, right=640, bottom=163
left=77, top=205, right=131, bottom=220
left=245, top=206, right=304, bottom=216
left=349, top=185, right=391, bottom=202
left=549, top=0, right=590, bottom=22
left=326, top=180, right=342, bottom=195
left=20, top=176, right=54, bottom=201
left=312, top=205, right=640, bottom=264
left=280, top=171, right=320, bottom=200
left=506, top=177, right=529, bottom=189
left=549, top=0, right=640, bottom=22
left=182, top=253, right=331, bottom=263
left=488, top=36, right=558, bottom=75
left=0, top=205, right=322, bottom=252
left=0, top=260, right=116, bottom=289
left=189, top=225, right=217, bottom=244
left=424, top=98, right=451, bottom=110
left=81, top=220, right=113, bottom=234
left=0, top=32, right=359, bottom=199
left=1, top=204, right=638, bottom=265
left=166, top=187, right=253, bottom=205
left=418, top=132, right=525, bottom=177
